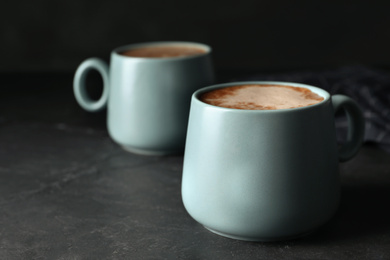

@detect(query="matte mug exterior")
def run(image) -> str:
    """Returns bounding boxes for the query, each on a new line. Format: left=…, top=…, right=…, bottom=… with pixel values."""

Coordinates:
left=181, top=81, right=365, bottom=241
left=73, top=42, right=214, bottom=155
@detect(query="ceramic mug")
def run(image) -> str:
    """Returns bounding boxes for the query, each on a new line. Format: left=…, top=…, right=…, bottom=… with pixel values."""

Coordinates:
left=73, top=41, right=214, bottom=155
left=181, top=81, right=365, bottom=241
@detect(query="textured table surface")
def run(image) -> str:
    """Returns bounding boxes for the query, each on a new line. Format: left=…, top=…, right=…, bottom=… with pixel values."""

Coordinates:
left=1, top=72, right=390, bottom=259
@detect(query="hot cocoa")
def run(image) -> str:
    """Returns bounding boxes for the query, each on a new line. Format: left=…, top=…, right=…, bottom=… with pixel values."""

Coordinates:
left=200, top=84, right=324, bottom=110
left=121, top=45, right=207, bottom=58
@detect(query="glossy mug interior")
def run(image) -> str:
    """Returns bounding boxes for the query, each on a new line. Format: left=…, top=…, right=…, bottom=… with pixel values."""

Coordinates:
left=73, top=41, right=214, bottom=155
left=181, top=81, right=365, bottom=241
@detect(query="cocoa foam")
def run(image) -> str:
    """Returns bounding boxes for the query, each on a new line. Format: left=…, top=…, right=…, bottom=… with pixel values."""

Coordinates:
left=200, top=84, right=324, bottom=110
left=121, top=45, right=206, bottom=58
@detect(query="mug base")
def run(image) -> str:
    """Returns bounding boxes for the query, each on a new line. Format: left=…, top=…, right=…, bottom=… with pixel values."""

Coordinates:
left=121, top=145, right=183, bottom=156
left=204, top=226, right=314, bottom=242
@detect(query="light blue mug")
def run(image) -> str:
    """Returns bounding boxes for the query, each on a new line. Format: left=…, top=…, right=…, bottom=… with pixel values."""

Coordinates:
left=73, top=42, right=214, bottom=155
left=182, top=81, right=365, bottom=241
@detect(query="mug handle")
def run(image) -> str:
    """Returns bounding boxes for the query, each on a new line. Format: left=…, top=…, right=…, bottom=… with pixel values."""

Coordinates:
left=331, top=94, right=365, bottom=162
left=73, top=58, right=109, bottom=112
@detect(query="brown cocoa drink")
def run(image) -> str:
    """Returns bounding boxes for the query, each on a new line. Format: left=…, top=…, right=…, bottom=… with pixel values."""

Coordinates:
left=121, top=45, right=206, bottom=58
left=200, top=84, right=324, bottom=110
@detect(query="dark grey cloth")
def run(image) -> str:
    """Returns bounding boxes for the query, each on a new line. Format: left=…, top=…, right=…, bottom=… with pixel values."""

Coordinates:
left=238, top=66, right=390, bottom=152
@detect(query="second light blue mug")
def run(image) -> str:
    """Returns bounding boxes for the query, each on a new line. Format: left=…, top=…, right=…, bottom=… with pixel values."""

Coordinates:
left=182, top=81, right=365, bottom=241
left=73, top=42, right=214, bottom=155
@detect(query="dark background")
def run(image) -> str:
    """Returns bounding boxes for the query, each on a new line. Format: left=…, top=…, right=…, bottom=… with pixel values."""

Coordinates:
left=1, top=0, right=390, bottom=73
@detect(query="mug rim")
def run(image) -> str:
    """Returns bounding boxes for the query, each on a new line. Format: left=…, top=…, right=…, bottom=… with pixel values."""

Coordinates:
left=112, top=41, right=212, bottom=61
left=192, top=81, right=331, bottom=113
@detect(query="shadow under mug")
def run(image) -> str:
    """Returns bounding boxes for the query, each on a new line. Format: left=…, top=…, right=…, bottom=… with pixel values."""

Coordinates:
left=182, top=81, right=365, bottom=241
left=73, top=41, right=214, bottom=155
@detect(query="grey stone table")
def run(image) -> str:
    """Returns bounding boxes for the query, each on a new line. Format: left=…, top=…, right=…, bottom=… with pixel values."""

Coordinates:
left=1, top=72, right=390, bottom=259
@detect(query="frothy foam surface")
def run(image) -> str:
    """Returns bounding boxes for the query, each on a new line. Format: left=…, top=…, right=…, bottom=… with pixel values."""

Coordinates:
left=120, top=45, right=206, bottom=58
left=200, top=84, right=324, bottom=110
